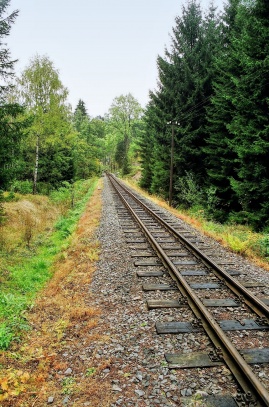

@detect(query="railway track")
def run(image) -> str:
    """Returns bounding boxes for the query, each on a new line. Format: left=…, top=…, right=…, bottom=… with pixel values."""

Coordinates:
left=107, top=173, right=269, bottom=407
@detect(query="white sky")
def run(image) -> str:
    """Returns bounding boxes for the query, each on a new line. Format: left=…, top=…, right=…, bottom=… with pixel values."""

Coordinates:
left=7, top=0, right=225, bottom=117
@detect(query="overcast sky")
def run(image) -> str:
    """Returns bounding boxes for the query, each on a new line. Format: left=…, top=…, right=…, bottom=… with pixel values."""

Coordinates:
left=7, top=0, right=225, bottom=117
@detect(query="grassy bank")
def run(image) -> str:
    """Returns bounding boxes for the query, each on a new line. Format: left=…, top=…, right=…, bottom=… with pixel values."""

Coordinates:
left=124, top=179, right=269, bottom=270
left=0, top=178, right=98, bottom=349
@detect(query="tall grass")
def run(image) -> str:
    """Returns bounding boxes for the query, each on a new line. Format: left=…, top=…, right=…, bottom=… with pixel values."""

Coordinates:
left=0, top=178, right=98, bottom=349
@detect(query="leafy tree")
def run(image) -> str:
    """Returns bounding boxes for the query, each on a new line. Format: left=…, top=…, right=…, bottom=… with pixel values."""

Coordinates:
left=72, top=101, right=106, bottom=179
left=108, top=93, right=143, bottom=174
left=16, top=55, right=73, bottom=193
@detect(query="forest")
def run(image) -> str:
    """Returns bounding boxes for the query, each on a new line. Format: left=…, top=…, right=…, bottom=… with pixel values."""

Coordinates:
left=1, top=0, right=269, bottom=232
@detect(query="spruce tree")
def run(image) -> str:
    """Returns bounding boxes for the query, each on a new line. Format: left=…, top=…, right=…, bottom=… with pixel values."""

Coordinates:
left=0, top=0, right=18, bottom=99
left=227, top=0, right=269, bottom=228
left=0, top=1, right=26, bottom=190
left=141, top=0, right=221, bottom=203
left=204, top=0, right=242, bottom=220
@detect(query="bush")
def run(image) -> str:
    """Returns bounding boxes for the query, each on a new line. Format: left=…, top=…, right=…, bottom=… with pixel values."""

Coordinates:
left=4, top=191, right=18, bottom=202
left=175, top=172, right=204, bottom=208
left=50, top=181, right=74, bottom=205
left=11, top=180, right=33, bottom=194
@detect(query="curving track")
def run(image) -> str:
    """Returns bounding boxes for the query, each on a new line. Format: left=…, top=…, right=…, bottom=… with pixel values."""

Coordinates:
left=107, top=173, right=269, bottom=407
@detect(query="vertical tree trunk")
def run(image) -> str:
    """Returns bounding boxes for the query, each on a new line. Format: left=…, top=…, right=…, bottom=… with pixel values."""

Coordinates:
left=33, top=134, right=39, bottom=195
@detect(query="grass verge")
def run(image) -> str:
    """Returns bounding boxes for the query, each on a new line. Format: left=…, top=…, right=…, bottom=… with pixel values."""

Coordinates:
left=0, top=178, right=98, bottom=350
left=0, top=177, right=114, bottom=406
left=124, top=179, right=269, bottom=271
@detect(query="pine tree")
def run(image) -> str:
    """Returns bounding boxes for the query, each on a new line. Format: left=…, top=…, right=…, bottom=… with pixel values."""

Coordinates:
left=0, top=1, right=26, bottom=190
left=227, top=0, right=269, bottom=228
left=204, top=0, right=242, bottom=220
left=75, top=99, right=88, bottom=117
left=141, top=0, right=221, bottom=203
left=0, top=0, right=18, bottom=100
left=73, top=99, right=88, bottom=132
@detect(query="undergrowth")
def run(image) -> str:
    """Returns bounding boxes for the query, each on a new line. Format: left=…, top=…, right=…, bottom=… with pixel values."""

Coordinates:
left=125, top=178, right=269, bottom=269
left=0, top=178, right=98, bottom=349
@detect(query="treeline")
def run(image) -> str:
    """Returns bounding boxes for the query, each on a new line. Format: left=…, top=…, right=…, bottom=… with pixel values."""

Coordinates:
left=0, top=54, right=106, bottom=194
left=0, top=1, right=106, bottom=195
left=139, top=0, right=269, bottom=231
left=0, top=0, right=144, bottom=199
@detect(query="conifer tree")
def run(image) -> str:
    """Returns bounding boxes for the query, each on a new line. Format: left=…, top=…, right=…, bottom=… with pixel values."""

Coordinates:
left=204, top=0, right=242, bottom=220
left=0, top=1, right=27, bottom=190
left=0, top=0, right=18, bottom=100
left=141, top=0, right=221, bottom=202
left=227, top=0, right=269, bottom=228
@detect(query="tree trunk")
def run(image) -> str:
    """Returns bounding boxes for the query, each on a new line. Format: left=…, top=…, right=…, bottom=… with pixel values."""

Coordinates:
left=33, top=134, right=39, bottom=195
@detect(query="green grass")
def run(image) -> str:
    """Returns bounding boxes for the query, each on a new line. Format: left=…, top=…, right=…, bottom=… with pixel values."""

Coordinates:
left=0, top=178, right=98, bottom=349
left=178, top=206, right=269, bottom=262
left=125, top=177, right=269, bottom=265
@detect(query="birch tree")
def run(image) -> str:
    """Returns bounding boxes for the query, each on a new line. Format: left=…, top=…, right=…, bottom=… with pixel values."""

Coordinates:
left=17, top=55, right=70, bottom=193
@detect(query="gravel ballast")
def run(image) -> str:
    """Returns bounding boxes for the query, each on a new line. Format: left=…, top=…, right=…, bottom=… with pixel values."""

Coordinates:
left=89, top=176, right=269, bottom=407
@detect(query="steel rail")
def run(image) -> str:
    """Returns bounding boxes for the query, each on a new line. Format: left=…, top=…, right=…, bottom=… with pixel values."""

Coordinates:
left=108, top=173, right=269, bottom=406
left=110, top=174, right=269, bottom=321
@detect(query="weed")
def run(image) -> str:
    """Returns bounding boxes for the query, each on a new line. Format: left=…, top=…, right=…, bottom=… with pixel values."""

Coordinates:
left=53, top=319, right=69, bottom=340
left=62, top=377, right=76, bottom=395
left=0, top=324, right=14, bottom=350
left=21, top=211, right=36, bottom=248
left=0, top=370, right=30, bottom=402
left=186, top=393, right=214, bottom=406
left=85, top=367, right=96, bottom=377
left=123, top=372, right=131, bottom=377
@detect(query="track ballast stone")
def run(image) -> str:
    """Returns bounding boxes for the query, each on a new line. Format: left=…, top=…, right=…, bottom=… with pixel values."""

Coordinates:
left=90, top=177, right=269, bottom=407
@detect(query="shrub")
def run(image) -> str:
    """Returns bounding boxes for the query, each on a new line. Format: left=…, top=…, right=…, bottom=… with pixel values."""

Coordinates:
left=11, top=180, right=33, bottom=194
left=175, top=172, right=204, bottom=208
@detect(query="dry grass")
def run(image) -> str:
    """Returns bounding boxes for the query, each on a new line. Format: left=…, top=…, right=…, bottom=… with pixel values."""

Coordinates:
left=0, top=179, right=115, bottom=406
left=1, top=195, right=60, bottom=252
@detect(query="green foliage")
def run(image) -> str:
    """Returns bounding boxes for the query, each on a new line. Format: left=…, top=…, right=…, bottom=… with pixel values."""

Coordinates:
left=138, top=0, right=269, bottom=231
left=0, top=323, right=13, bottom=350
left=14, top=55, right=76, bottom=193
left=175, top=172, right=204, bottom=209
left=61, top=377, right=76, bottom=395
left=11, top=180, right=33, bottom=194
left=0, top=0, right=19, bottom=100
left=256, top=235, right=269, bottom=258
left=140, top=1, right=221, bottom=202
left=0, top=104, right=29, bottom=190
left=108, top=93, right=143, bottom=174
left=50, top=181, right=74, bottom=205
left=85, top=367, right=96, bottom=377
left=0, top=178, right=98, bottom=349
